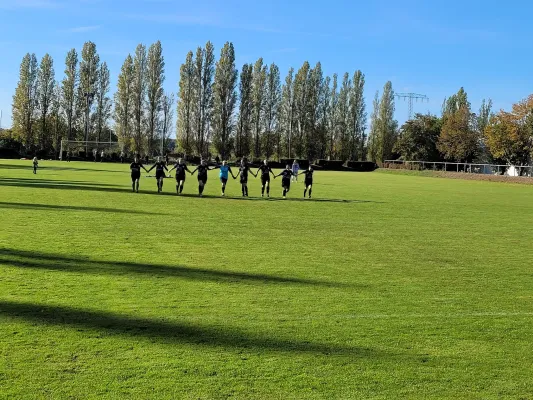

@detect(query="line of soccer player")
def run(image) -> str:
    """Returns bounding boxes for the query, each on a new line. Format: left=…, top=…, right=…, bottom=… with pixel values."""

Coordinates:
left=129, top=157, right=314, bottom=199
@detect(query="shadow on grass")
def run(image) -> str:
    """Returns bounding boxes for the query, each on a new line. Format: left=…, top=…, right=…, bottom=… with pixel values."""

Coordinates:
left=0, top=249, right=351, bottom=288
left=0, top=177, right=381, bottom=204
left=0, top=202, right=164, bottom=215
left=0, top=177, right=120, bottom=188
left=0, top=300, right=376, bottom=355
left=0, top=163, right=123, bottom=174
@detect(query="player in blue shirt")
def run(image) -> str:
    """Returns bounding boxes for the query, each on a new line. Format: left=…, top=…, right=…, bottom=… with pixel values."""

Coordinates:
left=217, top=160, right=236, bottom=196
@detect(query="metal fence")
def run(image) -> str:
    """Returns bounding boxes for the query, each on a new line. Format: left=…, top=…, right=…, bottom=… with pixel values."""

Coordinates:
left=384, top=160, right=533, bottom=177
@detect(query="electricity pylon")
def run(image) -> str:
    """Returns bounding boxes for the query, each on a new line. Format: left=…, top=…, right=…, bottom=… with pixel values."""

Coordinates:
left=395, top=93, right=429, bottom=120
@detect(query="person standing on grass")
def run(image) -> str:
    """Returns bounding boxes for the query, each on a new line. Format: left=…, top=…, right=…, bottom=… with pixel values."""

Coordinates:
left=216, top=160, right=236, bottom=197
left=168, top=157, right=192, bottom=195
left=100, top=150, right=105, bottom=162
left=275, top=165, right=294, bottom=199
left=256, top=160, right=276, bottom=198
left=292, top=160, right=300, bottom=182
left=120, top=151, right=125, bottom=164
left=301, top=165, right=314, bottom=199
left=191, top=159, right=216, bottom=197
left=32, top=156, right=38, bottom=174
left=130, top=155, right=148, bottom=193
left=93, top=149, right=98, bottom=162
left=234, top=159, right=257, bottom=197
left=147, top=156, right=168, bottom=193
left=66, top=150, right=71, bottom=162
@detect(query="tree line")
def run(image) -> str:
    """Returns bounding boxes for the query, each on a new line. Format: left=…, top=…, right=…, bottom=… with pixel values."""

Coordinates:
left=6, top=39, right=533, bottom=166
left=394, top=87, right=533, bottom=167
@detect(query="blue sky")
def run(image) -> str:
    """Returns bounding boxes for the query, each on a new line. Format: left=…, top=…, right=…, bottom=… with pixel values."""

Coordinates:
left=1, top=0, right=532, bottom=135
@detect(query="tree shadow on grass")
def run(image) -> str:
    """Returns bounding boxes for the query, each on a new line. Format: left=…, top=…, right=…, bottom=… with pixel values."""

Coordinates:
left=0, top=201, right=164, bottom=215
left=0, top=177, right=120, bottom=188
left=0, top=163, right=124, bottom=174
left=0, top=177, right=383, bottom=204
left=0, top=300, right=379, bottom=356
left=0, top=249, right=352, bottom=288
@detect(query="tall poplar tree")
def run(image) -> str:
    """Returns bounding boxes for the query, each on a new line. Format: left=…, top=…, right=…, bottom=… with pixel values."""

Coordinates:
left=77, top=41, right=100, bottom=141
left=177, top=51, right=195, bottom=154
left=95, top=62, right=111, bottom=143
left=280, top=67, right=295, bottom=159
left=212, top=42, right=237, bottom=159
left=263, top=63, right=281, bottom=159
left=251, top=58, right=267, bottom=158
left=131, top=43, right=147, bottom=154
left=37, top=53, right=55, bottom=150
left=348, top=70, right=366, bottom=160
left=146, top=41, right=165, bottom=154
left=61, top=49, right=78, bottom=140
left=236, top=63, right=253, bottom=157
left=114, top=55, right=134, bottom=151
left=12, top=53, right=38, bottom=150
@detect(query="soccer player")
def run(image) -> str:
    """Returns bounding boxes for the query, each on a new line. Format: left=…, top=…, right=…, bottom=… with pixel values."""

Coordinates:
left=100, top=150, right=105, bottom=162
left=32, top=156, right=38, bottom=174
left=256, top=160, right=275, bottom=198
left=191, top=159, right=215, bottom=197
left=168, top=158, right=191, bottom=195
left=147, top=156, right=169, bottom=193
left=275, top=165, right=294, bottom=199
left=301, top=165, right=314, bottom=198
left=93, top=149, right=98, bottom=162
left=66, top=150, right=71, bottom=162
left=291, top=160, right=300, bottom=182
left=120, top=151, right=125, bottom=164
left=130, top=155, right=148, bottom=192
left=217, top=160, right=236, bottom=196
left=234, top=159, right=257, bottom=197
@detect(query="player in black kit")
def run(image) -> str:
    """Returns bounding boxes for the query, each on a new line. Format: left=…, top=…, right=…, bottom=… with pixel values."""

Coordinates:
left=234, top=159, right=257, bottom=197
left=191, top=159, right=215, bottom=197
left=168, top=157, right=191, bottom=195
left=130, top=155, right=148, bottom=192
left=256, top=160, right=275, bottom=198
left=274, top=165, right=294, bottom=199
left=147, top=156, right=169, bottom=193
left=301, top=165, right=314, bottom=198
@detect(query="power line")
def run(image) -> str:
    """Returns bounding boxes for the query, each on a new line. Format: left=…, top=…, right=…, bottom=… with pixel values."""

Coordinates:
left=395, top=93, right=429, bottom=120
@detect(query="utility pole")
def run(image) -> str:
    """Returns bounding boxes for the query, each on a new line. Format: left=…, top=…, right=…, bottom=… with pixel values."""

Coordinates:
left=395, top=93, right=429, bottom=120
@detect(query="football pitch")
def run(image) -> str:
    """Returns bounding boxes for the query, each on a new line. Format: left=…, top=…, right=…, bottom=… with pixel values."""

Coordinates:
left=1, top=159, right=533, bottom=399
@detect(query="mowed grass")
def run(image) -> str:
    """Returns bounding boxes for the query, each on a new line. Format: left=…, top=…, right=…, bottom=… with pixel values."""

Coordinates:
left=1, top=159, right=533, bottom=399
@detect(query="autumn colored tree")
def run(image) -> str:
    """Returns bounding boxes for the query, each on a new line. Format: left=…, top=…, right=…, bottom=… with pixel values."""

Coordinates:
left=485, top=95, right=533, bottom=166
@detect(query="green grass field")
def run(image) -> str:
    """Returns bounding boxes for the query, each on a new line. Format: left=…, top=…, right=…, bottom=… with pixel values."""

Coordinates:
left=1, top=159, right=533, bottom=399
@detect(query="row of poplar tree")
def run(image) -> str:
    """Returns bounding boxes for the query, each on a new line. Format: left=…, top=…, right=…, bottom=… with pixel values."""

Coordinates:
left=11, top=41, right=172, bottom=157
left=10, top=40, right=397, bottom=161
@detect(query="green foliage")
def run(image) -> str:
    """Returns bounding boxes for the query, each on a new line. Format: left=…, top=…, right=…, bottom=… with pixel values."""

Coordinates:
left=114, top=55, right=134, bottom=152
left=394, top=114, right=442, bottom=161
left=61, top=49, right=78, bottom=140
left=95, top=62, right=112, bottom=143
left=12, top=53, right=38, bottom=151
left=37, top=54, right=55, bottom=150
left=263, top=63, right=281, bottom=159
left=235, top=64, right=253, bottom=157
left=177, top=51, right=195, bottom=154
left=146, top=41, right=165, bottom=155
left=251, top=58, right=267, bottom=158
left=367, top=82, right=397, bottom=162
left=212, top=42, right=237, bottom=159
left=131, top=43, right=147, bottom=154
